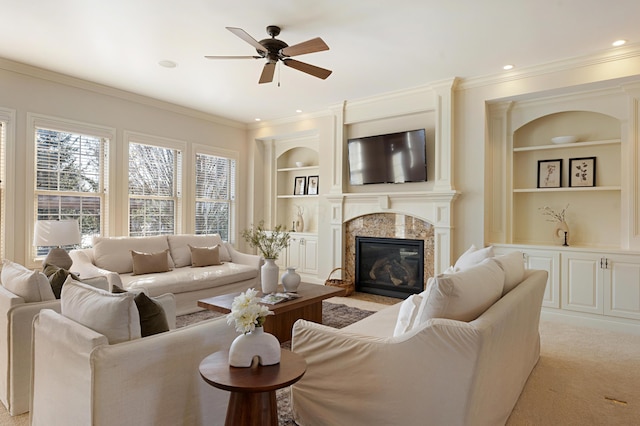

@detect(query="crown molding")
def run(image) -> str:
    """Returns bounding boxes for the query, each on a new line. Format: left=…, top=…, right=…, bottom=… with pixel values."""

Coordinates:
left=0, top=57, right=246, bottom=130
left=458, top=43, right=640, bottom=91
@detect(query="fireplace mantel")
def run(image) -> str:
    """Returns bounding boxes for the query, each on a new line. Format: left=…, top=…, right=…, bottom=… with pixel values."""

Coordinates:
left=326, top=190, right=459, bottom=274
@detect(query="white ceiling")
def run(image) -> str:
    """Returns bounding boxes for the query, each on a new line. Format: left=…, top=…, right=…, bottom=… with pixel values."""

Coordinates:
left=2, top=0, right=639, bottom=124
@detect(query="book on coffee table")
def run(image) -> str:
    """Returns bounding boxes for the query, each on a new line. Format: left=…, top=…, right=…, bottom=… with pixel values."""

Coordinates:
left=260, top=292, right=301, bottom=305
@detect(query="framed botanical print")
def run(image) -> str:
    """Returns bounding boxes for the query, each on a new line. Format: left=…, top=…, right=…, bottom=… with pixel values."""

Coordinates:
left=537, top=159, right=562, bottom=188
left=306, top=175, right=319, bottom=195
left=294, top=176, right=307, bottom=195
left=569, top=157, right=596, bottom=187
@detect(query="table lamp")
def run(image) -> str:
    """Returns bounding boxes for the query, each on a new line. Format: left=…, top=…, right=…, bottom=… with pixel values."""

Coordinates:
left=33, top=219, right=81, bottom=270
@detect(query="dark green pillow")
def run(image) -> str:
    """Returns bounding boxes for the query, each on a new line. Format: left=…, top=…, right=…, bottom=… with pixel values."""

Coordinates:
left=134, top=292, right=170, bottom=337
left=111, top=285, right=169, bottom=337
left=43, top=264, right=80, bottom=299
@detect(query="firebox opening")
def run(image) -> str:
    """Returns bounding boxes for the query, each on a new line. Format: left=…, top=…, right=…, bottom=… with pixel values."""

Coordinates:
left=355, top=236, right=424, bottom=299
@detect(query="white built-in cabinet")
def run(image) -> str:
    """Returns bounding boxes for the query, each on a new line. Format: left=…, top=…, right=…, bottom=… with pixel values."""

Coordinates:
left=263, top=135, right=320, bottom=282
left=488, top=82, right=640, bottom=334
left=276, top=233, right=318, bottom=278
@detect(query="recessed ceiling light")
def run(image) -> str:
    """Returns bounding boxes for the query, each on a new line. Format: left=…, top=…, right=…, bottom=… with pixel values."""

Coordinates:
left=255, top=118, right=261, bottom=122
left=158, top=60, right=177, bottom=68
left=612, top=39, right=627, bottom=47
left=296, top=109, right=303, bottom=113
left=503, top=64, right=514, bottom=70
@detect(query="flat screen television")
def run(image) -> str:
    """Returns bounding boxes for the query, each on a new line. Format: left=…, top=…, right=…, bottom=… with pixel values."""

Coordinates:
left=347, top=129, right=427, bottom=185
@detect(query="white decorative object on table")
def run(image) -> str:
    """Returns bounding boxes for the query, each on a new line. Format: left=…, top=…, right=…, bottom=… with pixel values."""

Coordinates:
left=261, top=259, right=279, bottom=294
left=281, top=267, right=301, bottom=292
left=241, top=220, right=291, bottom=294
left=227, top=288, right=280, bottom=367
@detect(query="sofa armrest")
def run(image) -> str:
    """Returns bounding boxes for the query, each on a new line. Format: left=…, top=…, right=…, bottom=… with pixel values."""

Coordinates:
left=225, top=243, right=263, bottom=269
left=290, top=318, right=482, bottom=426
left=70, top=249, right=123, bottom=290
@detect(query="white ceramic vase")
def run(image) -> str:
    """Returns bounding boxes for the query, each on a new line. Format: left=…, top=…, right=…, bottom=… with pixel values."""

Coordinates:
left=295, top=213, right=304, bottom=232
left=281, top=267, right=301, bottom=292
left=554, top=221, right=570, bottom=246
left=228, top=326, right=281, bottom=367
left=261, top=258, right=279, bottom=294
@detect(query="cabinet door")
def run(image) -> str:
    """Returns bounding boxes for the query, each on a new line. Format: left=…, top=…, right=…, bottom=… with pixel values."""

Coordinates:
left=523, top=249, right=560, bottom=309
left=604, top=254, right=640, bottom=320
left=562, top=252, right=604, bottom=314
left=287, top=237, right=303, bottom=270
left=301, top=236, right=318, bottom=275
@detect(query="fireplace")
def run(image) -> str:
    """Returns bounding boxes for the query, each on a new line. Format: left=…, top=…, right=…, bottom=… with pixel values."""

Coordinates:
left=355, top=236, right=424, bottom=299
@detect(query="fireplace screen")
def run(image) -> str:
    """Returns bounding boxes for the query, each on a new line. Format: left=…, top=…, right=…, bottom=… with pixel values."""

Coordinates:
left=355, top=236, right=424, bottom=299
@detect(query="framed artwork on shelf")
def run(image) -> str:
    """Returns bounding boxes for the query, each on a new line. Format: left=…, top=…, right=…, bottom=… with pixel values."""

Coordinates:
left=306, top=175, right=319, bottom=195
left=537, top=159, right=562, bottom=188
left=294, top=176, right=307, bottom=195
left=569, top=157, right=596, bottom=187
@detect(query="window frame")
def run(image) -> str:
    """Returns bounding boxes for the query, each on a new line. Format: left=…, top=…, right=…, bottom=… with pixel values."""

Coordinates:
left=125, top=131, right=186, bottom=237
left=192, top=144, right=238, bottom=242
left=26, top=113, right=115, bottom=266
left=0, top=108, right=16, bottom=261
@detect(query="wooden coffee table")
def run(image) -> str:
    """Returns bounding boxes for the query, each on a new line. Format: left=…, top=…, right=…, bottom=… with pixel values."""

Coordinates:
left=198, top=282, right=345, bottom=342
left=199, top=349, right=306, bottom=426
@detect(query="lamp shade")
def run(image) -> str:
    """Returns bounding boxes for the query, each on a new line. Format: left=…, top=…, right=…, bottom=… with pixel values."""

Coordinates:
left=33, top=219, right=81, bottom=247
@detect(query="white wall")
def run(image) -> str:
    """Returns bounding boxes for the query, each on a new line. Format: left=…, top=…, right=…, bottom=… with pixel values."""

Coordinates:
left=0, top=59, right=248, bottom=266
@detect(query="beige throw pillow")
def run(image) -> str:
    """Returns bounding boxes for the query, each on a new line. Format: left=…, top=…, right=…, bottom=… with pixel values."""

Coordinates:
left=131, top=249, right=172, bottom=275
left=453, top=244, right=494, bottom=271
left=61, top=278, right=141, bottom=344
left=189, top=244, right=221, bottom=267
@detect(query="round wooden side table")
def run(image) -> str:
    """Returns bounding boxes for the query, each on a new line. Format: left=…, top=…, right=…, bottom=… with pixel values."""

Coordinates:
left=199, top=349, right=306, bottom=426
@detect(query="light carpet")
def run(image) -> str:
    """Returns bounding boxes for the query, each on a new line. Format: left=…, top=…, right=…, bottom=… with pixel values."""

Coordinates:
left=3, top=302, right=639, bottom=425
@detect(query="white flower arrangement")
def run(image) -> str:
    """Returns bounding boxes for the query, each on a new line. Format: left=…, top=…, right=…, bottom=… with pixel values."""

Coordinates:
left=226, top=288, right=273, bottom=334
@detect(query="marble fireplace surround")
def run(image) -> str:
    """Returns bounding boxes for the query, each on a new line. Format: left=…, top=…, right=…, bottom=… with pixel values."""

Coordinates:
left=326, top=191, right=457, bottom=290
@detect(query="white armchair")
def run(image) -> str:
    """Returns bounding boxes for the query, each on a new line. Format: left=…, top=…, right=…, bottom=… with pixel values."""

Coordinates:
left=0, top=273, right=109, bottom=416
left=30, top=309, right=237, bottom=425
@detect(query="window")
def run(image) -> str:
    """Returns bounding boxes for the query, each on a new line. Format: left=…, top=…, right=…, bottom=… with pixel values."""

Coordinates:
left=34, top=126, right=109, bottom=255
left=194, top=152, right=236, bottom=241
left=128, top=140, right=182, bottom=236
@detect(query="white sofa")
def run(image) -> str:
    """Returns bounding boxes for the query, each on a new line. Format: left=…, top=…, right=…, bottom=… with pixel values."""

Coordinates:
left=291, top=259, right=547, bottom=426
left=70, top=234, right=262, bottom=315
left=30, top=306, right=235, bottom=425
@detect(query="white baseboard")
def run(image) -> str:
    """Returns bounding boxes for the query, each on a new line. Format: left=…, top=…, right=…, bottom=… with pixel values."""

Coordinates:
left=541, top=308, right=640, bottom=336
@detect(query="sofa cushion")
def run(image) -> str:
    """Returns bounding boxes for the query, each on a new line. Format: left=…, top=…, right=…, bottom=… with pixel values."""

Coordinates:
left=61, top=278, right=141, bottom=344
left=1, top=259, right=56, bottom=302
left=414, top=258, right=505, bottom=324
left=392, top=293, right=423, bottom=336
left=167, top=234, right=231, bottom=267
left=120, top=262, right=258, bottom=296
left=453, top=244, right=494, bottom=271
left=189, top=244, right=222, bottom=267
left=43, top=264, right=80, bottom=299
left=93, top=235, right=174, bottom=274
left=494, top=251, right=526, bottom=295
left=131, top=249, right=172, bottom=275
left=112, top=285, right=170, bottom=337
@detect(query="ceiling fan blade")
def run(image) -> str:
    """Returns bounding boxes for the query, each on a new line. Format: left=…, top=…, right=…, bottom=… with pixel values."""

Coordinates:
left=283, top=59, right=332, bottom=80
left=226, top=27, right=267, bottom=53
left=259, top=62, right=276, bottom=84
left=281, top=37, right=329, bottom=57
left=205, top=55, right=262, bottom=60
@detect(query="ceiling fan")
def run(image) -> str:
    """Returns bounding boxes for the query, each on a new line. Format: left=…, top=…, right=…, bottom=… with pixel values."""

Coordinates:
left=205, top=25, right=332, bottom=84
